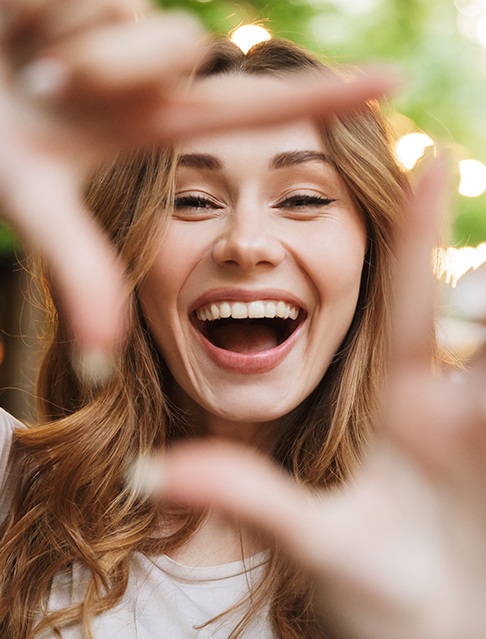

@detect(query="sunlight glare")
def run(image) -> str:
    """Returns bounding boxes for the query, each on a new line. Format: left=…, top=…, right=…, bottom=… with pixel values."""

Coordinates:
left=459, top=159, right=486, bottom=196
left=454, top=0, right=483, bottom=16
left=395, top=133, right=435, bottom=170
left=435, top=243, right=486, bottom=287
left=231, top=25, right=271, bottom=54
left=476, top=12, right=486, bottom=45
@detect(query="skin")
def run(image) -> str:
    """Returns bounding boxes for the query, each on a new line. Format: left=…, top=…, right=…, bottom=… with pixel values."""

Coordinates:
left=138, top=109, right=367, bottom=447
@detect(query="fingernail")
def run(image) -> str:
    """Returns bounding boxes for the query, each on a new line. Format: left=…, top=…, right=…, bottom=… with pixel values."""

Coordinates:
left=72, top=348, right=115, bottom=388
left=126, top=455, right=164, bottom=498
left=19, top=58, right=70, bottom=100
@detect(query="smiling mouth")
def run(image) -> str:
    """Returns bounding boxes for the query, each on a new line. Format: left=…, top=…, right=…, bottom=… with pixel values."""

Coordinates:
left=192, top=300, right=304, bottom=354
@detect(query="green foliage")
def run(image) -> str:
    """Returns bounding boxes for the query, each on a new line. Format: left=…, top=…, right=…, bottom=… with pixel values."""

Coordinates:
left=452, top=193, right=486, bottom=246
left=158, top=0, right=316, bottom=36
left=0, top=222, right=17, bottom=258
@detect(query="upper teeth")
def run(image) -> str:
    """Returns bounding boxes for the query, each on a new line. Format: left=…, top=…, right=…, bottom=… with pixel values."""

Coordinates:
left=195, top=300, right=300, bottom=322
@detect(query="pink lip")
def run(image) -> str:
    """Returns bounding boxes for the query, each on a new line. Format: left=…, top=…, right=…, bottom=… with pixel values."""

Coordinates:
left=190, top=287, right=307, bottom=314
left=192, top=321, right=305, bottom=374
left=189, top=288, right=307, bottom=374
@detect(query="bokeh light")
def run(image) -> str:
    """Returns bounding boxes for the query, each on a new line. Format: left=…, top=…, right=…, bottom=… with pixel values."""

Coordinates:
left=436, top=243, right=486, bottom=287
left=395, top=132, right=435, bottom=170
left=476, top=12, right=486, bottom=45
left=459, top=159, right=486, bottom=196
left=454, top=0, right=483, bottom=16
left=455, top=0, right=486, bottom=47
left=231, top=25, right=271, bottom=54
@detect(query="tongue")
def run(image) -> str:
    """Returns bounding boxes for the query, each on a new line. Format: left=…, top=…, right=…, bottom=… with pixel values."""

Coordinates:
left=210, top=323, right=279, bottom=353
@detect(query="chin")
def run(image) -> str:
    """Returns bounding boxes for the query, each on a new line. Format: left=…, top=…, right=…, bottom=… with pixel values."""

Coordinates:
left=202, top=391, right=303, bottom=425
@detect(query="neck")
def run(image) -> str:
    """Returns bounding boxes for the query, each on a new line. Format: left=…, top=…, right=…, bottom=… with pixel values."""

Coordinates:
left=166, top=509, right=269, bottom=566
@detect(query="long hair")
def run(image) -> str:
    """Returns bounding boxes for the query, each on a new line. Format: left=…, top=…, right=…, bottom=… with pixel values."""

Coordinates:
left=0, top=39, right=408, bottom=638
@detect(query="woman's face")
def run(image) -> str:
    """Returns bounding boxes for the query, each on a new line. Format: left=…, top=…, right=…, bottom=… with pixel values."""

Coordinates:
left=139, top=109, right=367, bottom=432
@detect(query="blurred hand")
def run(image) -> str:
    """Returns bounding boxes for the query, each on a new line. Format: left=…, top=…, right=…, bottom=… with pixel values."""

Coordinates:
left=0, top=0, right=206, bottom=368
left=0, top=0, right=399, bottom=371
left=154, top=162, right=486, bottom=639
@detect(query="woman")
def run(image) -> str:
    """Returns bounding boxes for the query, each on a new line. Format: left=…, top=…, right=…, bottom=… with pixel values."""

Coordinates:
left=0, top=34, right=409, bottom=637
left=5, top=3, right=485, bottom=639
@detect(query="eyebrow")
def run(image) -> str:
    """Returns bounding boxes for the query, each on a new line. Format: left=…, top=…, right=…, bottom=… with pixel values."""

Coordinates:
left=271, top=150, right=331, bottom=169
left=177, top=150, right=331, bottom=171
left=178, top=154, right=222, bottom=170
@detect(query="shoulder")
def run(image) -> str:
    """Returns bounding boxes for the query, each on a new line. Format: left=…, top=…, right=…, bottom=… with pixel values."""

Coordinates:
left=0, top=407, right=26, bottom=459
left=0, top=408, right=26, bottom=515
left=0, top=407, right=26, bottom=431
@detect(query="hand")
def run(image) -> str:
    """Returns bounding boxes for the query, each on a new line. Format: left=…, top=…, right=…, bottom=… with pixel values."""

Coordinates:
left=153, top=162, right=486, bottom=639
left=0, top=0, right=400, bottom=371
left=0, top=0, right=206, bottom=369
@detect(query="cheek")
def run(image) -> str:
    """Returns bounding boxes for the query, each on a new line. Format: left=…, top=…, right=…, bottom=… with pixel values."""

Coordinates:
left=138, top=231, right=187, bottom=337
left=141, top=225, right=202, bottom=309
left=303, top=220, right=367, bottom=304
left=152, top=228, right=193, bottom=288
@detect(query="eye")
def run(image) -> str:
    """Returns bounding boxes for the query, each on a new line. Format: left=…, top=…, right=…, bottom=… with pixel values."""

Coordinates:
left=174, top=194, right=220, bottom=210
left=273, top=192, right=338, bottom=220
left=173, top=193, right=223, bottom=220
left=277, top=194, right=337, bottom=209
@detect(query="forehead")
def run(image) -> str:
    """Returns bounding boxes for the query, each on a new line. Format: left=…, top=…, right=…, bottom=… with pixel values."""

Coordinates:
left=177, top=119, right=325, bottom=163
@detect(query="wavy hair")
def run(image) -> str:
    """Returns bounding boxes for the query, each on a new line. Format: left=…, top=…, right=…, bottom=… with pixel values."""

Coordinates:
left=0, top=39, right=408, bottom=638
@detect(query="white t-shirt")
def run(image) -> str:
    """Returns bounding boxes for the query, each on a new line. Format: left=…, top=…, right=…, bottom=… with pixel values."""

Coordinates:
left=0, top=409, right=276, bottom=638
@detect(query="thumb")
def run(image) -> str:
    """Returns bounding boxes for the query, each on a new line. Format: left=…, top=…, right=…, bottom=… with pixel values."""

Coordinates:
left=149, top=440, right=325, bottom=569
left=146, top=440, right=438, bottom=638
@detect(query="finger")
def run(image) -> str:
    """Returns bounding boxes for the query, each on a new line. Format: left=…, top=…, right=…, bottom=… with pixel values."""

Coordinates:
left=1, top=159, right=128, bottom=376
left=146, top=440, right=444, bottom=604
left=20, top=13, right=205, bottom=99
left=2, top=0, right=148, bottom=37
left=152, top=69, right=402, bottom=141
left=31, top=0, right=138, bottom=41
left=378, top=161, right=461, bottom=469
left=134, top=439, right=455, bottom=639
left=150, top=440, right=326, bottom=569
left=389, top=159, right=448, bottom=366
left=164, top=441, right=313, bottom=543
left=3, top=0, right=152, bottom=76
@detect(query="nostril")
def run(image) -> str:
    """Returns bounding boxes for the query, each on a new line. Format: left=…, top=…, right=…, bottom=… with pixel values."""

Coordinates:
left=211, top=228, right=285, bottom=269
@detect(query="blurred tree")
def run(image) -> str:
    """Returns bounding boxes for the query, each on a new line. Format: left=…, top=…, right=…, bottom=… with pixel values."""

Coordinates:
left=0, top=223, right=16, bottom=256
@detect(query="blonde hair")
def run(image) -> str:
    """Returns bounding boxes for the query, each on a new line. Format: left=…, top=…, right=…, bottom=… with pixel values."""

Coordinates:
left=0, top=39, right=408, bottom=638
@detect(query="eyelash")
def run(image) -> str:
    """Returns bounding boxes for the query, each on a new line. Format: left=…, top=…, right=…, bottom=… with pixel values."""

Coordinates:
left=174, top=194, right=336, bottom=210
left=276, top=194, right=337, bottom=209
left=174, top=195, right=221, bottom=210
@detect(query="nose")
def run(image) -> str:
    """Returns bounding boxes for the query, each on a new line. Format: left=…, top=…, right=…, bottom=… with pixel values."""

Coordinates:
left=212, top=207, right=285, bottom=270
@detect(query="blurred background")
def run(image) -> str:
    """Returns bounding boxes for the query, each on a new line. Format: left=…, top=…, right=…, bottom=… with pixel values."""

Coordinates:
left=2, top=0, right=486, bottom=419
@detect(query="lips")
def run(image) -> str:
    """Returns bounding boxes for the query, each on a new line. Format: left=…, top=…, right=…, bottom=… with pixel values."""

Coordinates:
left=189, top=291, right=306, bottom=373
